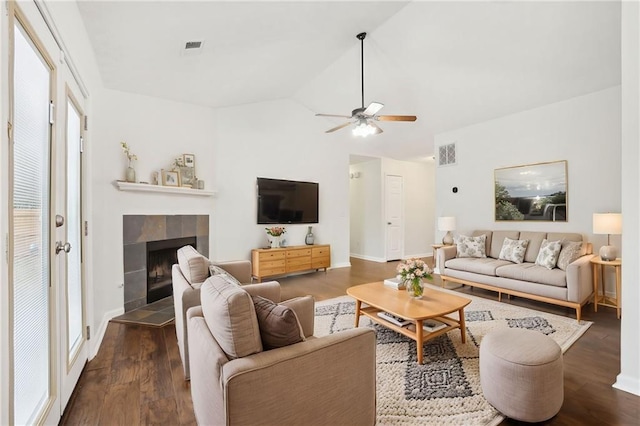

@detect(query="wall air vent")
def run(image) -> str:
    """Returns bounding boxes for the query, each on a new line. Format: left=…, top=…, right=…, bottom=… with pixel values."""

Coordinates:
left=438, top=143, right=456, bottom=167
left=181, top=40, right=205, bottom=56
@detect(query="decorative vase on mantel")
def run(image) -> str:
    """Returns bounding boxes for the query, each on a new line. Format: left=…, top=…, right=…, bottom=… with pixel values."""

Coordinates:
left=305, top=226, right=315, bottom=245
left=125, top=160, right=136, bottom=183
left=405, top=279, right=424, bottom=299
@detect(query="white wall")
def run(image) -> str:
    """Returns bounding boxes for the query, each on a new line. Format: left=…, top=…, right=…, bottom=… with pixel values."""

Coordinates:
left=434, top=87, right=621, bottom=248
left=349, top=157, right=435, bottom=261
left=90, top=88, right=217, bottom=355
left=350, top=159, right=383, bottom=260
left=213, top=98, right=351, bottom=268
left=617, top=0, right=640, bottom=396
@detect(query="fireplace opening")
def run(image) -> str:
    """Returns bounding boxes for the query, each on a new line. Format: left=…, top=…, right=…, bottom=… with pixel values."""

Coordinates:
left=146, top=236, right=196, bottom=304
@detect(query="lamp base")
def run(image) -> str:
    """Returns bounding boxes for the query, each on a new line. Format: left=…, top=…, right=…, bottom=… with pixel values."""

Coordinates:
left=599, top=245, right=617, bottom=261
left=442, top=231, right=454, bottom=246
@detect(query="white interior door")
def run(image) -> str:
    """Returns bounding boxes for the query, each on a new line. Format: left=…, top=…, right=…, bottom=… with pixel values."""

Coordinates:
left=58, top=81, right=87, bottom=408
left=385, top=175, right=404, bottom=261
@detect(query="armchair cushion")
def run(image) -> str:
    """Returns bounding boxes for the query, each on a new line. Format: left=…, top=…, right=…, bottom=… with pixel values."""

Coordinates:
left=252, top=296, right=305, bottom=350
left=177, top=245, right=210, bottom=284
left=201, top=276, right=263, bottom=359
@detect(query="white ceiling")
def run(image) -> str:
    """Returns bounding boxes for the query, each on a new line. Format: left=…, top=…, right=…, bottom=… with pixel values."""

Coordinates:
left=77, top=1, right=621, bottom=161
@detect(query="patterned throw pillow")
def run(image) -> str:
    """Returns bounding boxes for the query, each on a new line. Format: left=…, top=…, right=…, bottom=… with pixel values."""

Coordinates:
left=557, top=241, right=584, bottom=270
left=209, top=264, right=242, bottom=287
left=535, top=239, right=562, bottom=270
left=498, top=237, right=529, bottom=264
left=456, top=234, right=487, bottom=258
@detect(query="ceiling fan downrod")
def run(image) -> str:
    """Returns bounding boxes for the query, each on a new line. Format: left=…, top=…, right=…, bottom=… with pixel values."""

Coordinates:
left=357, top=32, right=366, bottom=109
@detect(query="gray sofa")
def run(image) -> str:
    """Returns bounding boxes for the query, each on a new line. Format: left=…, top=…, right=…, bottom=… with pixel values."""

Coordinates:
left=438, top=230, right=594, bottom=321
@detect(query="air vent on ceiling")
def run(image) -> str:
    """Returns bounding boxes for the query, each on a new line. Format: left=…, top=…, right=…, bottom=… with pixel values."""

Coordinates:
left=438, top=143, right=456, bottom=167
left=181, top=39, right=205, bottom=56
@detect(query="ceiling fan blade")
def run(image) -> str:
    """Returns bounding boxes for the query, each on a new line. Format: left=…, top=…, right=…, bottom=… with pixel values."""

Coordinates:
left=316, top=113, right=353, bottom=119
left=370, top=121, right=383, bottom=134
left=325, top=121, right=353, bottom=133
left=376, top=115, right=417, bottom=122
left=363, top=102, right=384, bottom=116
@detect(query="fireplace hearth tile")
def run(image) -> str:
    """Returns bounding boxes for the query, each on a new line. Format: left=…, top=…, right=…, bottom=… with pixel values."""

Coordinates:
left=197, top=236, right=209, bottom=258
left=141, top=216, right=167, bottom=242
left=182, top=215, right=197, bottom=238
left=125, top=298, right=146, bottom=312
left=124, top=269, right=147, bottom=307
left=166, top=215, right=183, bottom=240
left=123, top=215, right=146, bottom=244
left=197, top=215, right=209, bottom=237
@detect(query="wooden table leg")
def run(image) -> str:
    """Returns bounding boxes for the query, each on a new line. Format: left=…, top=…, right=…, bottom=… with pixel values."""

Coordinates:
left=615, top=265, right=622, bottom=319
left=592, top=263, right=599, bottom=312
left=459, top=308, right=467, bottom=344
left=354, top=300, right=361, bottom=327
left=416, top=320, right=423, bottom=364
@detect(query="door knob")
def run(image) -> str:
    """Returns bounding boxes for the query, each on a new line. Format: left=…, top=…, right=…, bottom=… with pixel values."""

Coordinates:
left=56, top=241, right=71, bottom=254
left=387, top=222, right=392, bottom=225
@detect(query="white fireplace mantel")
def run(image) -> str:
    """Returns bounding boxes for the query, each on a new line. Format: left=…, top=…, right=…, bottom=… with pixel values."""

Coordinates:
left=114, top=181, right=216, bottom=197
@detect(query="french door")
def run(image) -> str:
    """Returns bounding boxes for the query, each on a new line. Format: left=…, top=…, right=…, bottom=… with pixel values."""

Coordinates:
left=8, top=2, right=87, bottom=424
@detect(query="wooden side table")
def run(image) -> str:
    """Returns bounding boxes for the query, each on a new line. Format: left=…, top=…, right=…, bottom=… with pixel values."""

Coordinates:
left=590, top=256, right=622, bottom=319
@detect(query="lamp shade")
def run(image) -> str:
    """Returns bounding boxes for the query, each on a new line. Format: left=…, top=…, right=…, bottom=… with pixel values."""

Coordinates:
left=593, top=213, right=622, bottom=235
left=438, top=216, right=456, bottom=232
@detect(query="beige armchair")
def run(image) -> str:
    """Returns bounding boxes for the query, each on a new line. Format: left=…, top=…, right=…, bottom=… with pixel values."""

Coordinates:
left=187, top=276, right=377, bottom=426
left=172, top=245, right=278, bottom=379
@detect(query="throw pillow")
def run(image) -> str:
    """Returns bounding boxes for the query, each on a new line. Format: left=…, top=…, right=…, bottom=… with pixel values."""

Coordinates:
left=252, top=296, right=305, bottom=350
left=557, top=241, right=584, bottom=270
left=535, top=239, right=562, bottom=270
left=455, top=234, right=487, bottom=258
left=209, top=264, right=242, bottom=287
left=498, top=237, right=529, bottom=264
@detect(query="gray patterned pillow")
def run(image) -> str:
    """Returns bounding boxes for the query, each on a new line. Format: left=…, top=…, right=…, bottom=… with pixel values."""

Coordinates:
left=456, top=234, right=487, bottom=258
left=535, top=239, right=562, bottom=270
left=498, top=237, right=529, bottom=264
left=557, top=241, right=584, bottom=270
left=209, top=264, right=242, bottom=287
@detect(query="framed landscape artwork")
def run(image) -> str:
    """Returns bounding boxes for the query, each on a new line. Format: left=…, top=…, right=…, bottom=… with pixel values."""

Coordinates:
left=494, top=160, right=568, bottom=222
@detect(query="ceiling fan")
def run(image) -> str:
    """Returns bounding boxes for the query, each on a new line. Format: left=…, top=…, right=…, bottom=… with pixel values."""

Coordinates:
left=316, top=32, right=417, bottom=136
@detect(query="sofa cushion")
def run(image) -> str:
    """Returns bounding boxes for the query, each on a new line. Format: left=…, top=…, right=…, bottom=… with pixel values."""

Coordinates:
left=490, top=231, right=520, bottom=258
left=445, top=257, right=513, bottom=277
left=177, top=245, right=210, bottom=284
left=535, top=239, right=562, bottom=270
left=252, top=296, right=305, bottom=350
left=456, top=234, right=487, bottom=258
left=209, top=264, right=242, bottom=287
left=520, top=232, right=547, bottom=263
left=498, top=237, right=529, bottom=264
left=200, top=276, right=263, bottom=359
left=557, top=241, right=585, bottom=271
left=496, top=263, right=567, bottom=287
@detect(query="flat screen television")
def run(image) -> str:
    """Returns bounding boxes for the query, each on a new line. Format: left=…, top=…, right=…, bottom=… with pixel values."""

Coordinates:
left=257, top=177, right=319, bottom=224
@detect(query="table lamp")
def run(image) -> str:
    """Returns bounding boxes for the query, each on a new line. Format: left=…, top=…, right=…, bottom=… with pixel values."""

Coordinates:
left=592, top=213, right=622, bottom=261
left=438, top=216, right=456, bottom=245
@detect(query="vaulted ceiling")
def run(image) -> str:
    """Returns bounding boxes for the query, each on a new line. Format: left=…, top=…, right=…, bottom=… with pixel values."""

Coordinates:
left=77, top=1, right=621, bottom=161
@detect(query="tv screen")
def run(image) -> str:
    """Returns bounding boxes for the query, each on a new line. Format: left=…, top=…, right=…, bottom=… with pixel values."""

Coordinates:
left=257, top=177, right=319, bottom=224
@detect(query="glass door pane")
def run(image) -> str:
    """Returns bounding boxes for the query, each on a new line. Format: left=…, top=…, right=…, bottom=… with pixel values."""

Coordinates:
left=66, top=98, right=83, bottom=361
left=12, top=19, right=52, bottom=425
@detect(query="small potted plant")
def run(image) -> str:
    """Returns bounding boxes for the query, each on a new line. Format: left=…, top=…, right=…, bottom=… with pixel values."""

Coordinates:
left=265, top=226, right=286, bottom=248
left=396, top=258, right=432, bottom=299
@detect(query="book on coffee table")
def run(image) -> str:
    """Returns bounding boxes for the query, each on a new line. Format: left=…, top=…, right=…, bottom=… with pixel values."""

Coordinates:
left=383, top=277, right=405, bottom=289
left=377, top=311, right=411, bottom=327
left=423, top=319, right=447, bottom=333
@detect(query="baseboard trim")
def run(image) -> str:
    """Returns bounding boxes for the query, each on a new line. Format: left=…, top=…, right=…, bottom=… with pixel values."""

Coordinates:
left=89, top=307, right=124, bottom=360
left=350, top=253, right=387, bottom=263
left=404, top=252, right=432, bottom=260
left=614, top=373, right=640, bottom=396
left=331, top=262, right=351, bottom=269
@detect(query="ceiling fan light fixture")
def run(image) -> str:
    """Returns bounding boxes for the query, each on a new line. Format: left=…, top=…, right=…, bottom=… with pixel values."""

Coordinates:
left=353, top=119, right=376, bottom=137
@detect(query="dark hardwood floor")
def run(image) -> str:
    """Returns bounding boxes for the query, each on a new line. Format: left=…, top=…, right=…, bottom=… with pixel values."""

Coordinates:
left=61, top=257, right=639, bottom=425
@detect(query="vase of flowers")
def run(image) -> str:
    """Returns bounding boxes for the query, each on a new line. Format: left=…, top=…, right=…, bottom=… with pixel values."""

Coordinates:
left=265, top=226, right=286, bottom=248
left=397, top=258, right=433, bottom=299
left=120, top=141, right=138, bottom=183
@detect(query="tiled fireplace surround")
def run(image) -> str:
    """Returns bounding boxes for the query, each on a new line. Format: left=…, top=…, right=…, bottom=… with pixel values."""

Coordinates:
left=123, top=215, right=209, bottom=312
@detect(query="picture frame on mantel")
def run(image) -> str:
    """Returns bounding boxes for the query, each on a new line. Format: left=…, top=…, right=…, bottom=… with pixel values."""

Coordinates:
left=162, top=169, right=181, bottom=187
left=494, top=160, right=568, bottom=222
left=183, top=153, right=195, bottom=168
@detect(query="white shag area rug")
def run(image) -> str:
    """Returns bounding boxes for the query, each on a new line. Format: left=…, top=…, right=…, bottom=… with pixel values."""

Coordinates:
left=314, top=284, right=592, bottom=426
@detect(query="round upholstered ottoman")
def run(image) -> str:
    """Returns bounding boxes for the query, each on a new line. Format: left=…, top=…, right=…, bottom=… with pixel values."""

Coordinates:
left=480, top=328, right=563, bottom=422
